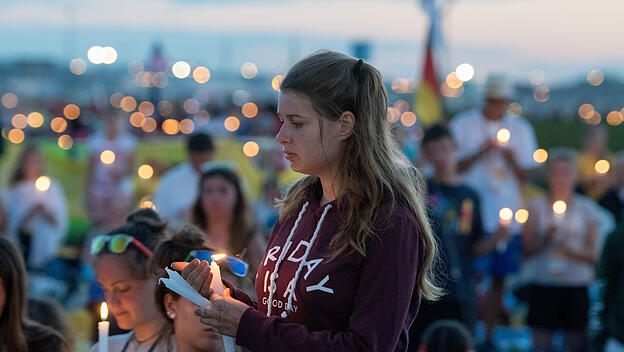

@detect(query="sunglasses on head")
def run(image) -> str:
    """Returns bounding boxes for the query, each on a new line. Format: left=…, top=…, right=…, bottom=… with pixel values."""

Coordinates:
left=184, top=250, right=249, bottom=277
left=90, top=234, right=154, bottom=258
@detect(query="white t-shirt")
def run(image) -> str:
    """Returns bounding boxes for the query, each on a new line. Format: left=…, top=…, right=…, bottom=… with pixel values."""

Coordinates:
left=450, top=109, right=537, bottom=233
left=2, top=179, right=68, bottom=268
left=90, top=333, right=172, bottom=352
left=525, top=194, right=603, bottom=286
left=87, top=132, right=137, bottom=198
left=152, top=162, right=199, bottom=227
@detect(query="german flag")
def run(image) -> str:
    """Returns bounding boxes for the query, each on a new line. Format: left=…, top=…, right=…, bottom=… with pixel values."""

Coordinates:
left=414, top=24, right=442, bottom=126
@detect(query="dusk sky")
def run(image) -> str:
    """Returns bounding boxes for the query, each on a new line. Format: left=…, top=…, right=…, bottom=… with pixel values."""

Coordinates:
left=1, top=0, right=622, bottom=85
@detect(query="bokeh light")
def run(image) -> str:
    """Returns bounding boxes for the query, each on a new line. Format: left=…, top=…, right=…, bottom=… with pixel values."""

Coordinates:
left=533, top=86, right=550, bottom=102
left=192, top=66, right=211, bottom=83
left=392, top=78, right=410, bottom=93
left=507, top=102, right=522, bottom=117
left=242, top=102, right=259, bottom=118
left=110, top=93, right=124, bottom=108
left=120, top=96, right=137, bottom=112
left=400, top=112, right=417, bottom=127
left=2, top=93, right=18, bottom=109
left=27, top=112, right=44, bottom=128
left=130, top=112, right=146, bottom=128
left=499, top=208, right=513, bottom=222
left=138, top=101, right=155, bottom=116
left=606, top=111, right=623, bottom=126
left=195, top=110, right=211, bottom=125
left=387, top=107, right=400, bottom=123
left=497, top=128, right=511, bottom=145
left=455, top=63, right=475, bottom=82
left=445, top=72, right=463, bottom=89
left=100, top=150, right=116, bottom=164
left=11, top=114, right=27, bottom=129
left=179, top=119, right=195, bottom=134
left=243, top=141, right=260, bottom=157
left=528, top=69, right=545, bottom=86
left=138, top=164, right=154, bottom=180
left=578, top=104, right=595, bottom=119
left=514, top=209, right=529, bottom=224
left=162, top=119, right=180, bottom=135
left=8, top=129, right=25, bottom=144
left=183, top=98, right=200, bottom=114
left=87, top=46, right=105, bottom=64
left=533, top=149, right=548, bottom=163
left=102, top=47, right=118, bottom=64
left=63, top=104, right=80, bottom=120
left=142, top=117, right=157, bottom=133
left=586, top=111, right=602, bottom=125
left=172, top=61, right=191, bottom=79
left=595, top=159, right=610, bottom=174
left=553, top=200, right=567, bottom=215
left=158, top=100, right=173, bottom=116
left=224, top=116, right=240, bottom=132
left=271, top=75, right=284, bottom=92
left=241, top=62, right=258, bottom=79
left=587, top=69, right=604, bottom=86
left=50, top=117, right=68, bottom=133
left=69, top=58, right=87, bottom=75
left=35, top=176, right=51, bottom=192
left=58, top=134, right=73, bottom=150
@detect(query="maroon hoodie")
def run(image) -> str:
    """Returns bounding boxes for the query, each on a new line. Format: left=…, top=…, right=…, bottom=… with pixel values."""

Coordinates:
left=231, top=187, right=423, bottom=351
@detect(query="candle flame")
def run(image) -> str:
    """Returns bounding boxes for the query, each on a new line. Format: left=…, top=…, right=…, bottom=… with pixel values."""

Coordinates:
left=496, top=128, right=511, bottom=144
left=211, top=254, right=227, bottom=262
left=499, top=207, right=513, bottom=222
left=553, top=200, right=567, bottom=216
left=514, top=209, right=530, bottom=224
left=100, top=302, right=108, bottom=320
left=35, top=176, right=51, bottom=192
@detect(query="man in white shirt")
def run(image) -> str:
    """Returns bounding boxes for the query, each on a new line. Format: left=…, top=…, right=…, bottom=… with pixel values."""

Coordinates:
left=450, top=75, right=537, bottom=350
left=152, top=133, right=214, bottom=227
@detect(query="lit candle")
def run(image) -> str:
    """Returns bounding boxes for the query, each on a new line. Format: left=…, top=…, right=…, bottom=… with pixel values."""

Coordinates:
left=496, top=128, right=511, bottom=147
left=210, top=254, right=236, bottom=352
left=35, top=176, right=51, bottom=192
left=552, top=200, right=567, bottom=226
left=98, top=302, right=109, bottom=352
left=497, top=208, right=513, bottom=252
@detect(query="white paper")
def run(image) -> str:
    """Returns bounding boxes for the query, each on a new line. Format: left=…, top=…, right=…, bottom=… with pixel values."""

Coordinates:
left=159, top=267, right=236, bottom=352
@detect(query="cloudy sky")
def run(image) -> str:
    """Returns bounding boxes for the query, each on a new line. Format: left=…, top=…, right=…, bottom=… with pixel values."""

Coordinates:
left=1, top=0, right=622, bottom=84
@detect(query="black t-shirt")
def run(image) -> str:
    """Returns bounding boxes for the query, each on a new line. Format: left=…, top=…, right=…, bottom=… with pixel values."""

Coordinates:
left=599, top=187, right=624, bottom=225
left=427, top=179, right=484, bottom=304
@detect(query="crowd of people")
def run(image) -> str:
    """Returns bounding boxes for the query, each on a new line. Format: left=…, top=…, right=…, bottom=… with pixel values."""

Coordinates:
left=0, top=50, right=623, bottom=352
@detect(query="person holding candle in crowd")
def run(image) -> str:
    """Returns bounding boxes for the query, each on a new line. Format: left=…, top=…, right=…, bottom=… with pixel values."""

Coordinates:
left=577, top=126, right=614, bottom=200
left=153, top=132, right=215, bottom=228
left=152, top=225, right=229, bottom=352
left=449, top=75, right=537, bottom=350
left=408, top=125, right=507, bottom=350
left=0, top=236, right=70, bottom=351
left=2, top=145, right=68, bottom=270
left=522, top=148, right=603, bottom=352
left=191, top=163, right=265, bottom=298
left=180, top=50, right=440, bottom=351
left=90, top=208, right=170, bottom=352
left=86, top=110, right=137, bottom=230
left=598, top=151, right=624, bottom=226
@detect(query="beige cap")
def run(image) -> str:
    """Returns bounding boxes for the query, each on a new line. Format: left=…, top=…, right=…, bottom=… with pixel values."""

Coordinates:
left=484, top=74, right=513, bottom=99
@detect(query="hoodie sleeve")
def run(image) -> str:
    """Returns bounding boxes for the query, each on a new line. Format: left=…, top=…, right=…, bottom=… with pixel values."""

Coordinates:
left=235, top=204, right=421, bottom=352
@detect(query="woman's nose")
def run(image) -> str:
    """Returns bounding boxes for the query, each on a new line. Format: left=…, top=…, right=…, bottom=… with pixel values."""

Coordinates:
left=276, top=124, right=289, bottom=145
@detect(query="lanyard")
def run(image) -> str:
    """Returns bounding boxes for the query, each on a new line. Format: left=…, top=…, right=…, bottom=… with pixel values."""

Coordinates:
left=121, top=332, right=162, bottom=352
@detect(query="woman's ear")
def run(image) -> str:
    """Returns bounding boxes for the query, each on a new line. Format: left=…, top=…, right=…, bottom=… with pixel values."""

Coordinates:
left=338, top=111, right=355, bottom=140
left=163, top=293, right=178, bottom=320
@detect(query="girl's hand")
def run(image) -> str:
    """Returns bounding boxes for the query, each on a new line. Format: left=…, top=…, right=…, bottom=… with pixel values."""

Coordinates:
left=194, top=288, right=249, bottom=337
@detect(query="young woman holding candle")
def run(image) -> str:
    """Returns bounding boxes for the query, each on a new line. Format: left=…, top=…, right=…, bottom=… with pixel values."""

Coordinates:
left=0, top=236, right=69, bottom=352
left=3, top=145, right=68, bottom=270
left=90, top=208, right=170, bottom=352
left=191, top=165, right=265, bottom=298
left=523, top=148, right=603, bottom=352
left=181, top=50, right=440, bottom=351
left=151, top=225, right=227, bottom=352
